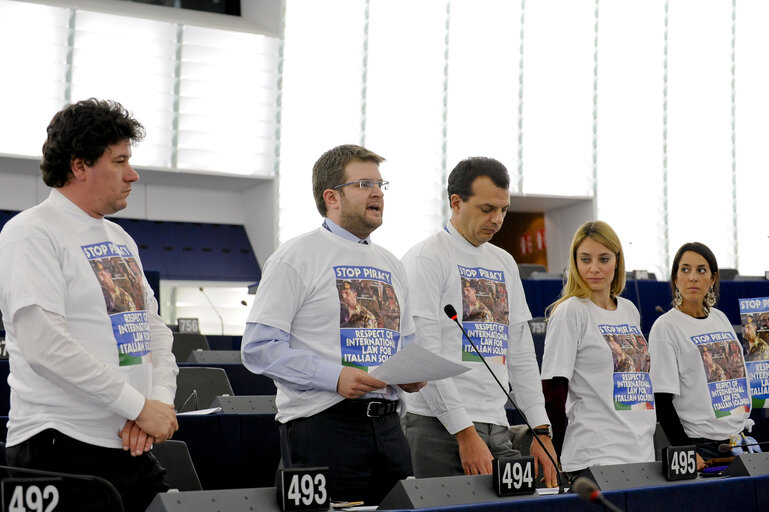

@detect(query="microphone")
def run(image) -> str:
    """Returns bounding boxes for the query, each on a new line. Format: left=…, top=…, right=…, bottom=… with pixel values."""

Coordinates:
left=572, top=477, right=624, bottom=512
left=199, top=286, right=224, bottom=335
left=655, top=305, right=665, bottom=313
left=443, top=304, right=566, bottom=493
left=718, top=440, right=768, bottom=453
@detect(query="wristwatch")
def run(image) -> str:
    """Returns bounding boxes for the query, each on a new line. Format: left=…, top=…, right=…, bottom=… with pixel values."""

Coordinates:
left=533, top=425, right=552, bottom=439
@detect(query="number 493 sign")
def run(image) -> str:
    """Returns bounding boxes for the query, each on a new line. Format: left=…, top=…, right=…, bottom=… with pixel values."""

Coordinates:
left=275, top=467, right=330, bottom=512
left=662, top=445, right=698, bottom=481
left=492, top=456, right=536, bottom=496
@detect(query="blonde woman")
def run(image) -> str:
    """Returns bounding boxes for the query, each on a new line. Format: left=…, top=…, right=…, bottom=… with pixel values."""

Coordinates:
left=541, top=221, right=656, bottom=482
left=649, top=242, right=751, bottom=469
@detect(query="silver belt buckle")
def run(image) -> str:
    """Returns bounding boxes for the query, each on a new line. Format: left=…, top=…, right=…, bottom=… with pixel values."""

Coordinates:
left=366, top=400, right=382, bottom=417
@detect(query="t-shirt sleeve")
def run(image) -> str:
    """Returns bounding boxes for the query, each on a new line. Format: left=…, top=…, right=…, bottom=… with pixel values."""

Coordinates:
left=244, top=255, right=345, bottom=393
left=147, top=294, right=178, bottom=404
left=13, top=305, right=146, bottom=419
left=247, top=258, right=307, bottom=332
left=648, top=317, right=681, bottom=395
left=392, top=258, right=416, bottom=340
left=0, top=229, right=67, bottom=320
left=540, top=299, right=582, bottom=380
left=507, top=267, right=533, bottom=324
left=402, top=251, right=446, bottom=320
left=507, top=322, right=549, bottom=428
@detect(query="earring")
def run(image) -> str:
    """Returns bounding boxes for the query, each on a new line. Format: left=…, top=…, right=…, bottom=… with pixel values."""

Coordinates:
left=674, top=287, right=683, bottom=309
left=705, top=287, right=716, bottom=308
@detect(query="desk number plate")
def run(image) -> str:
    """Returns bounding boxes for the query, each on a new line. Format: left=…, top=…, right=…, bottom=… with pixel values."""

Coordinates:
left=177, top=318, right=200, bottom=334
left=662, top=445, right=698, bottom=481
left=493, top=456, right=536, bottom=496
left=276, top=467, right=330, bottom=512
left=2, top=478, right=61, bottom=512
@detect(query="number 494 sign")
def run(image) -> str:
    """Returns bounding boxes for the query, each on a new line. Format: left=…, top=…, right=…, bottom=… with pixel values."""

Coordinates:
left=662, top=446, right=698, bottom=481
left=276, top=467, right=330, bottom=512
left=492, top=456, right=536, bottom=496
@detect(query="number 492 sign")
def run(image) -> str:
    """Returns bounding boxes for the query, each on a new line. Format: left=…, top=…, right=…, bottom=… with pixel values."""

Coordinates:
left=276, top=467, right=330, bottom=512
left=662, top=446, right=698, bottom=481
left=2, top=478, right=61, bottom=512
left=492, top=456, right=536, bottom=496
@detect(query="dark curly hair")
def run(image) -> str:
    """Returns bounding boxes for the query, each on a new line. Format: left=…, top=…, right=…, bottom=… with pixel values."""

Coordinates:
left=41, top=98, right=145, bottom=188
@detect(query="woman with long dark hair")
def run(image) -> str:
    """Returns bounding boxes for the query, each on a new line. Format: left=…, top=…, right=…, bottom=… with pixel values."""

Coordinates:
left=649, top=242, right=751, bottom=469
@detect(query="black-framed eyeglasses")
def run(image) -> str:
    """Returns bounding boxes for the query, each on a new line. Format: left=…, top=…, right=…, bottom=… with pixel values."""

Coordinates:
left=332, top=179, right=389, bottom=191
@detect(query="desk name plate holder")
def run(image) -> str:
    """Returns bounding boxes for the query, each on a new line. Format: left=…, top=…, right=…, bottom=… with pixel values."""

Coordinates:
left=275, top=467, right=330, bottom=512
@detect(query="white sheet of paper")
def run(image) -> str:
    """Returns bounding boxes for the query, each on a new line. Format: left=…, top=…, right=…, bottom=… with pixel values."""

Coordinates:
left=177, top=407, right=222, bottom=416
left=369, top=342, right=469, bottom=384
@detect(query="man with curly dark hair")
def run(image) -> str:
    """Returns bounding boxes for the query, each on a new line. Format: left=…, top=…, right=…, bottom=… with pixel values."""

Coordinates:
left=0, top=99, right=178, bottom=511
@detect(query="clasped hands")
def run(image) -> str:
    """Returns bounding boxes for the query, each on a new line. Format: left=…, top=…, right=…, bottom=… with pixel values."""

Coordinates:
left=118, top=399, right=179, bottom=456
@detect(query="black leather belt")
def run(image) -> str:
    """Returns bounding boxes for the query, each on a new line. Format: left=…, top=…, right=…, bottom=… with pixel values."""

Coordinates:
left=691, top=437, right=730, bottom=447
left=331, top=399, right=399, bottom=418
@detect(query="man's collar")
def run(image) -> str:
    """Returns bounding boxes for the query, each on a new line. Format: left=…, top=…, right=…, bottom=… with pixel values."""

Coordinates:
left=49, top=188, right=103, bottom=223
left=444, top=220, right=477, bottom=248
left=323, top=217, right=371, bottom=244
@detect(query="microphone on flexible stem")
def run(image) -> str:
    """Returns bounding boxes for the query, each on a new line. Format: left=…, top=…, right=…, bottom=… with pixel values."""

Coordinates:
left=443, top=304, right=566, bottom=493
left=199, top=286, right=224, bottom=335
left=572, top=477, right=624, bottom=512
left=718, top=441, right=768, bottom=453
left=655, top=305, right=665, bottom=314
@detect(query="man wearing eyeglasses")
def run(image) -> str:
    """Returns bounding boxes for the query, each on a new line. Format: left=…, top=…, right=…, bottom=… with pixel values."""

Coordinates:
left=400, top=157, right=559, bottom=487
left=242, top=144, right=424, bottom=506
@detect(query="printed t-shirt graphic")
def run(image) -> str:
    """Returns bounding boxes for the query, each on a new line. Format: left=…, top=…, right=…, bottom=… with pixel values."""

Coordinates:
left=83, top=242, right=150, bottom=367
left=691, top=330, right=750, bottom=418
left=738, top=297, right=769, bottom=408
left=458, top=265, right=508, bottom=364
left=599, top=324, right=654, bottom=411
left=335, top=265, right=400, bottom=371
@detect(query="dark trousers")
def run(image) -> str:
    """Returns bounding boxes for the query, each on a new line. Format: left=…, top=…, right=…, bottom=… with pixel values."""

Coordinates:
left=690, top=437, right=731, bottom=459
left=402, top=412, right=519, bottom=478
left=6, top=429, right=168, bottom=512
left=280, top=400, right=413, bottom=505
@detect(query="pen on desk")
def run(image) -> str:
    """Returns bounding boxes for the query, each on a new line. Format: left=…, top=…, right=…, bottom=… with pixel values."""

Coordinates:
left=701, top=465, right=729, bottom=474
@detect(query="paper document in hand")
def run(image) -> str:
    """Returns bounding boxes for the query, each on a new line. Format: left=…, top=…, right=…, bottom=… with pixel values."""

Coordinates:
left=369, top=342, right=469, bottom=384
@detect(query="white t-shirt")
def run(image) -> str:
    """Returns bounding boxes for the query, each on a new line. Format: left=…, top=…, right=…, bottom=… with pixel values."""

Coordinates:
left=0, top=189, right=176, bottom=449
left=401, top=224, right=549, bottom=433
left=649, top=307, right=750, bottom=440
left=541, top=296, right=656, bottom=472
left=247, top=227, right=415, bottom=423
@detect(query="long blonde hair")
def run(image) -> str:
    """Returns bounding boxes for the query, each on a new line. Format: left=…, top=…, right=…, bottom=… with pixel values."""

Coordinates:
left=546, top=220, right=626, bottom=318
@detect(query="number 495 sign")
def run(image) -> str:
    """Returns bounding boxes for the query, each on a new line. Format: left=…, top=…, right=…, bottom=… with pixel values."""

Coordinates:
left=662, top=446, right=698, bottom=481
left=276, top=467, right=330, bottom=512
